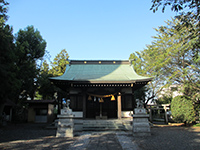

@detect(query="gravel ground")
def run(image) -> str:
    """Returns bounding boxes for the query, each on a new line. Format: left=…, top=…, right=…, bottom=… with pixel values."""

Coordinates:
left=133, top=125, right=200, bottom=150
left=0, top=123, right=200, bottom=150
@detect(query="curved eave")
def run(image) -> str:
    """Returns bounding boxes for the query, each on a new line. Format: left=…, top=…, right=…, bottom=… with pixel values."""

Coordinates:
left=50, top=78, right=152, bottom=90
left=49, top=77, right=153, bottom=84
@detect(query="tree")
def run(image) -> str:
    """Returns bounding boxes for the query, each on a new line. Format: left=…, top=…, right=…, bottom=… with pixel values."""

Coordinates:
left=150, top=0, right=200, bottom=103
left=38, top=60, right=55, bottom=99
left=0, top=0, right=9, bottom=24
left=15, top=26, right=46, bottom=101
left=150, top=0, right=200, bottom=67
left=0, top=24, right=18, bottom=123
left=130, top=49, right=165, bottom=104
left=0, top=1, right=21, bottom=124
left=49, top=49, right=69, bottom=76
left=48, top=49, right=70, bottom=113
left=171, top=95, right=195, bottom=124
left=150, top=18, right=199, bottom=102
left=130, top=17, right=200, bottom=103
left=157, top=95, right=172, bottom=105
left=150, top=0, right=200, bottom=14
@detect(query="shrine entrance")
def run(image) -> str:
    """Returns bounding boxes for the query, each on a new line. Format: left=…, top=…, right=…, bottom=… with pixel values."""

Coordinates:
left=86, top=96, right=117, bottom=119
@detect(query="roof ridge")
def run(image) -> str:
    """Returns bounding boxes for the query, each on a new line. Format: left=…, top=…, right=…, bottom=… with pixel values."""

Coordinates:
left=70, top=60, right=130, bottom=65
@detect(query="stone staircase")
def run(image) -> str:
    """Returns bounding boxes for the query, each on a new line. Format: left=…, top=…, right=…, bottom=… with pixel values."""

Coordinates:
left=74, top=119, right=132, bottom=131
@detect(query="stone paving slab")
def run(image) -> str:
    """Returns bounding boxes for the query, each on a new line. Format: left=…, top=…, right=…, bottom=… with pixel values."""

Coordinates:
left=68, top=133, right=91, bottom=150
left=116, top=132, right=140, bottom=150
left=68, top=131, right=140, bottom=150
left=86, top=132, right=122, bottom=150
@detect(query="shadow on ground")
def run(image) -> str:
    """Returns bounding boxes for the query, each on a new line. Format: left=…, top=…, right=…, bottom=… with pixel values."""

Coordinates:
left=0, top=123, right=75, bottom=150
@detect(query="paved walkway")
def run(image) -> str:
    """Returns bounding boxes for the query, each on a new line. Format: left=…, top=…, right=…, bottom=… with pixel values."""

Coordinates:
left=68, top=131, right=140, bottom=150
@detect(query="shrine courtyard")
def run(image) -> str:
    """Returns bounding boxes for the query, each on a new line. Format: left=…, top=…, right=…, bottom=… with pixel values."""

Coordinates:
left=0, top=123, right=200, bottom=150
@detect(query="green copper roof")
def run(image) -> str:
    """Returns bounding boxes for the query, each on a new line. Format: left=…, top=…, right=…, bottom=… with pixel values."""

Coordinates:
left=50, top=60, right=152, bottom=83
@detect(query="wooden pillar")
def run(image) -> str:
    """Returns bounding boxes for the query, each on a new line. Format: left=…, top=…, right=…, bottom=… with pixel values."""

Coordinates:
left=82, top=91, right=86, bottom=119
left=117, top=92, right=122, bottom=119
left=132, top=87, right=135, bottom=109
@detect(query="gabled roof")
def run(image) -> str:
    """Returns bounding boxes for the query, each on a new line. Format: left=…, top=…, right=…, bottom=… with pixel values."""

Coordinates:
left=50, top=60, right=152, bottom=83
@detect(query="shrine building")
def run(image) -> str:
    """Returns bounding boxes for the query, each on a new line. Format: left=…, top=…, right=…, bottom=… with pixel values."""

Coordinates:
left=50, top=60, right=152, bottom=120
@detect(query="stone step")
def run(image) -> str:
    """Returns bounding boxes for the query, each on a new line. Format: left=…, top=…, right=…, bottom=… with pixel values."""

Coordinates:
left=83, top=123, right=123, bottom=126
left=82, top=126, right=124, bottom=131
left=82, top=120, right=126, bottom=131
left=73, top=119, right=132, bottom=131
left=83, top=125, right=124, bottom=128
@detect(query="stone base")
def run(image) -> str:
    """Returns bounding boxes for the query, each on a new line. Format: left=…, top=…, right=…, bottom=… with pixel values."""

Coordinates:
left=132, top=109, right=151, bottom=136
left=56, top=115, right=74, bottom=137
left=56, top=124, right=74, bottom=137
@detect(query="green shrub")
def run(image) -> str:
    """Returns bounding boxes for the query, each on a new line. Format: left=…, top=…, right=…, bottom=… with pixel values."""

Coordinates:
left=193, top=123, right=200, bottom=127
left=157, top=95, right=172, bottom=104
left=171, top=96, right=195, bottom=124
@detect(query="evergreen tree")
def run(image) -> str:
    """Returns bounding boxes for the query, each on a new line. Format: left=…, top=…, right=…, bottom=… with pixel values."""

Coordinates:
left=15, top=26, right=46, bottom=101
left=0, top=1, right=21, bottom=124
left=130, top=17, right=200, bottom=103
left=0, top=0, right=9, bottom=24
left=49, top=49, right=69, bottom=76
left=0, top=24, right=18, bottom=121
left=38, top=60, right=55, bottom=99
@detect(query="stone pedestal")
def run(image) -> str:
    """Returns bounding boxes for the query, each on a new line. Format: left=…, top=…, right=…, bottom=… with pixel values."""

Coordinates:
left=56, top=99, right=75, bottom=137
left=56, top=114, right=74, bottom=137
left=132, top=108, right=151, bottom=136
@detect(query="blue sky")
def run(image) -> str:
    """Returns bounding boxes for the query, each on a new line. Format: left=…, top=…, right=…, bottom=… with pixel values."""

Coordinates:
left=7, top=0, right=177, bottom=61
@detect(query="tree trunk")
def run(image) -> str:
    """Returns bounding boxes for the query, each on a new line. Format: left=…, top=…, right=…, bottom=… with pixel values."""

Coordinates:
left=0, top=102, right=5, bottom=125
